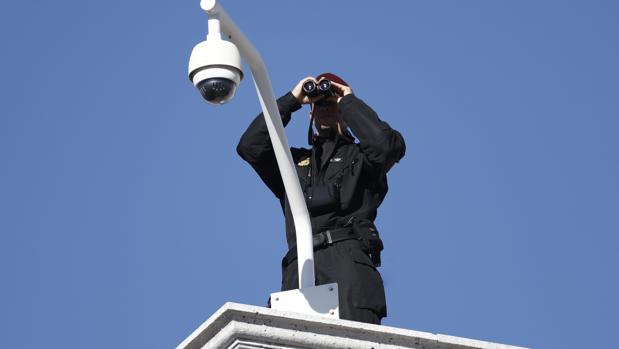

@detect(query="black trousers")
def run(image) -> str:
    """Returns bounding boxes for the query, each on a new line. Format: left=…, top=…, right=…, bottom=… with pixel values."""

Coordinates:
left=281, top=239, right=386, bottom=324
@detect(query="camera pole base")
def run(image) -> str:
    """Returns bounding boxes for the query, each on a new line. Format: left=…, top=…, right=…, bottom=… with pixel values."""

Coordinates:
left=270, top=283, right=339, bottom=319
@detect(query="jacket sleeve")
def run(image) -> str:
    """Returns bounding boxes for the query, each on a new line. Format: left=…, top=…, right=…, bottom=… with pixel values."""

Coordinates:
left=237, top=92, right=302, bottom=199
left=338, top=94, right=406, bottom=173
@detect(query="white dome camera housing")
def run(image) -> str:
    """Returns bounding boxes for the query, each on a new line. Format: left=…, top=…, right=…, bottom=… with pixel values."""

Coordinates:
left=188, top=38, right=243, bottom=104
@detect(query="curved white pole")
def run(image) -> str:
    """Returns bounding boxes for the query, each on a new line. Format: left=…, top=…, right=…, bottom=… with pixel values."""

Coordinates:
left=200, top=0, right=315, bottom=288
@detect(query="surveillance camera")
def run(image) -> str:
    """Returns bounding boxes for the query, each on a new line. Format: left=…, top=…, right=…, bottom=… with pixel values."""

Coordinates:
left=188, top=38, right=243, bottom=104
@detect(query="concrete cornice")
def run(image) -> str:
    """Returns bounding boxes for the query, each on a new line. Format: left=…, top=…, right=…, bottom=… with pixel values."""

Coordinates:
left=177, top=302, right=529, bottom=349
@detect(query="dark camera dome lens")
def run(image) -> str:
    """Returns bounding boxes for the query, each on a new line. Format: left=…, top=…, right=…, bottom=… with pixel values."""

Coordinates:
left=197, top=78, right=237, bottom=104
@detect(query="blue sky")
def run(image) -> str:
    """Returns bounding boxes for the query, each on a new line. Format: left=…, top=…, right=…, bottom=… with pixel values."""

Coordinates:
left=1, top=1, right=617, bottom=348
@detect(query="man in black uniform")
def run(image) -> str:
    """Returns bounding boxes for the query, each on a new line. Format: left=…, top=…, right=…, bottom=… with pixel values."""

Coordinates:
left=237, top=73, right=405, bottom=324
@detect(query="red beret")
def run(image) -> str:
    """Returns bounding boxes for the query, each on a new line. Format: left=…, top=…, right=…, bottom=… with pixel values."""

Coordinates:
left=316, top=72, right=349, bottom=87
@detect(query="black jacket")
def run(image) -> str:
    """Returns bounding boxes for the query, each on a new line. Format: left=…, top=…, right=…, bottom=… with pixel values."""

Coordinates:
left=237, top=92, right=405, bottom=249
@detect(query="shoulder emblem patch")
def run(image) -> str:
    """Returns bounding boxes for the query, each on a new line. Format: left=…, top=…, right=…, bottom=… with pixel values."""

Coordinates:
left=297, top=158, right=310, bottom=167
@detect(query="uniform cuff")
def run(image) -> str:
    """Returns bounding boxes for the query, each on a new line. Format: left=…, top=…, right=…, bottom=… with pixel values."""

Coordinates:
left=338, top=93, right=356, bottom=106
left=278, top=92, right=303, bottom=113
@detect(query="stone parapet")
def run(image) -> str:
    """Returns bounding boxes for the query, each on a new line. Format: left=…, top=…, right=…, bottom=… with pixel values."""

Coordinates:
left=177, top=302, right=529, bottom=349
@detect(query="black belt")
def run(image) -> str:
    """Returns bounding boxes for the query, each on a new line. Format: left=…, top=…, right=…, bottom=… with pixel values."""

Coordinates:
left=312, top=227, right=356, bottom=249
left=283, top=227, right=357, bottom=268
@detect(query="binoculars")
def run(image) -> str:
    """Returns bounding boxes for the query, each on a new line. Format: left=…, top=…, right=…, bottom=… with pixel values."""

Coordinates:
left=302, top=79, right=335, bottom=99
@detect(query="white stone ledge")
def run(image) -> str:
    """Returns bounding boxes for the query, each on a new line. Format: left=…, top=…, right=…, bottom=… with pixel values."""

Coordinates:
left=177, top=302, right=529, bottom=349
